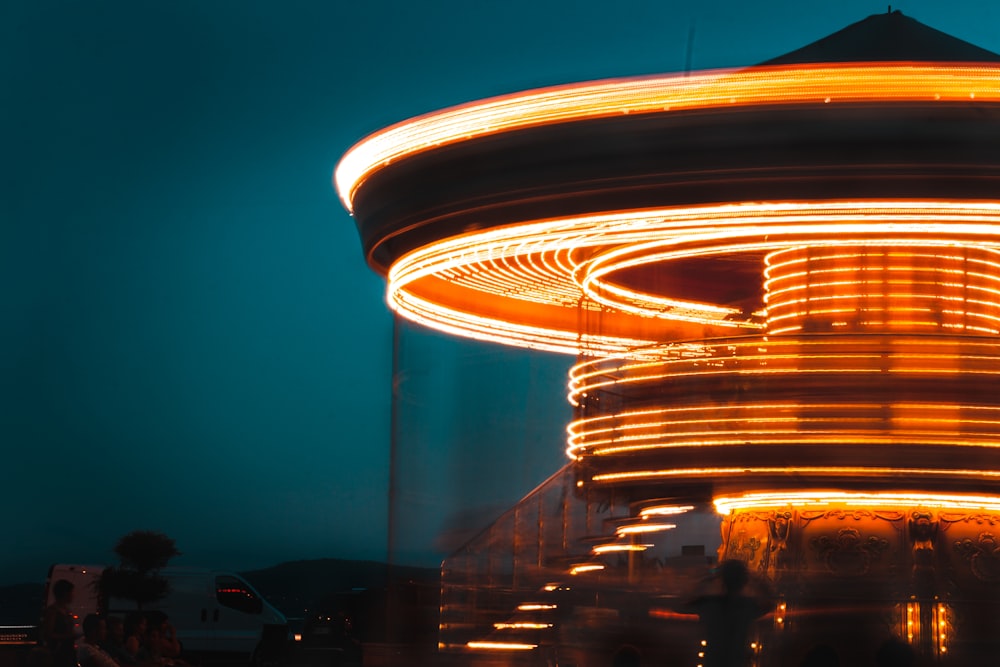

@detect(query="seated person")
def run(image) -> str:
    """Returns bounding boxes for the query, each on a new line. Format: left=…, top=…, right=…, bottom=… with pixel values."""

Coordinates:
left=123, top=612, right=150, bottom=664
left=101, top=617, right=134, bottom=666
left=77, top=614, right=121, bottom=667
left=145, top=611, right=184, bottom=666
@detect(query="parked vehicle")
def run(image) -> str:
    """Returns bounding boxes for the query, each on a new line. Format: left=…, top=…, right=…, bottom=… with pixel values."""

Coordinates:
left=294, top=593, right=363, bottom=667
left=45, top=564, right=287, bottom=664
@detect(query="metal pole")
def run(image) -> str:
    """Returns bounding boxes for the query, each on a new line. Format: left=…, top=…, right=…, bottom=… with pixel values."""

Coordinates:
left=386, top=312, right=400, bottom=665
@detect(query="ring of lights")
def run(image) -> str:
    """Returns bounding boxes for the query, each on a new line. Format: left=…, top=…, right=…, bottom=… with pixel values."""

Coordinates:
left=337, top=64, right=1000, bottom=216
left=565, top=334, right=1000, bottom=494
left=343, top=43, right=1000, bottom=661
left=340, top=60, right=1000, bottom=503
left=387, top=202, right=1000, bottom=355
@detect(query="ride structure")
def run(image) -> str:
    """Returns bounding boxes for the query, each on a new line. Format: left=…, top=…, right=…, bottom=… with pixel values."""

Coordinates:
left=337, top=11, right=1000, bottom=665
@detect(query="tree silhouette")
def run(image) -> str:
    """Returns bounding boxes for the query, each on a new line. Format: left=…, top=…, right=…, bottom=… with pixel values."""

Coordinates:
left=100, top=531, right=181, bottom=609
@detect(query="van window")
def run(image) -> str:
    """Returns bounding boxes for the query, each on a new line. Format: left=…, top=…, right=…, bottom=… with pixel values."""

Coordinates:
left=215, top=576, right=263, bottom=614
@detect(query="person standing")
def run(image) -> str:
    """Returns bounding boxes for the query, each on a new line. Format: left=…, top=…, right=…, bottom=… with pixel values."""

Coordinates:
left=684, top=560, right=772, bottom=667
left=77, top=615, right=121, bottom=667
left=40, top=579, right=76, bottom=667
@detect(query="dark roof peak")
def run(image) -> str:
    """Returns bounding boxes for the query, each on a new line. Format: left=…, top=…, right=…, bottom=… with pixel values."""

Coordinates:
left=762, top=11, right=1000, bottom=65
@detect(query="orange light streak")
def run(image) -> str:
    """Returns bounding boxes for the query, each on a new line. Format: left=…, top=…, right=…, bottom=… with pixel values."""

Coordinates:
left=648, top=609, right=700, bottom=621
left=569, top=563, right=606, bottom=574
left=493, top=622, right=554, bottom=630
left=638, top=504, right=695, bottom=518
left=616, top=522, right=676, bottom=536
left=763, top=245, right=1000, bottom=334
left=337, top=64, right=1000, bottom=210
left=592, top=543, right=653, bottom=554
left=713, top=491, right=1000, bottom=513
left=593, top=467, right=1000, bottom=484
left=467, top=641, right=538, bottom=650
left=386, top=202, right=1000, bottom=355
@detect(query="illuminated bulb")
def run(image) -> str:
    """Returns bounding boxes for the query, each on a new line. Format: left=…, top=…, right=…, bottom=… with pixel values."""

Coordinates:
left=616, top=522, right=676, bottom=536
left=639, top=504, right=695, bottom=518
left=715, top=491, right=1000, bottom=514
left=383, top=201, right=1000, bottom=355
left=467, top=641, right=538, bottom=651
left=593, top=543, right=652, bottom=554
left=569, top=563, right=606, bottom=575
left=339, top=65, right=1000, bottom=211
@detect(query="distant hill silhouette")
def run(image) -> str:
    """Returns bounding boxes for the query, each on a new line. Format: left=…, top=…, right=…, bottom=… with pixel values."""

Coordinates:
left=0, top=559, right=438, bottom=626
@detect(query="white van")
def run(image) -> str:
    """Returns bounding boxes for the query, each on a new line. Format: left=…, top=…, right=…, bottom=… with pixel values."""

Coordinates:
left=45, top=564, right=287, bottom=662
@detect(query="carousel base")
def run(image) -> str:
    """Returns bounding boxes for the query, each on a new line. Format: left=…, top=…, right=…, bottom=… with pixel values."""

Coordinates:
left=717, top=491, right=1000, bottom=665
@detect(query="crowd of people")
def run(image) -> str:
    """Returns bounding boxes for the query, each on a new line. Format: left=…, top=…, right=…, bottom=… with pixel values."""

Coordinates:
left=35, top=580, right=188, bottom=667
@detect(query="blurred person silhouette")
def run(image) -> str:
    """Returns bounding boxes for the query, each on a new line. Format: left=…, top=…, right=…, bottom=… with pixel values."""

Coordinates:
left=77, top=614, right=121, bottom=667
left=145, top=610, right=184, bottom=665
left=102, top=617, right=134, bottom=665
left=683, top=560, right=772, bottom=667
left=40, top=579, right=76, bottom=667
left=123, top=612, right=150, bottom=663
left=875, top=638, right=916, bottom=667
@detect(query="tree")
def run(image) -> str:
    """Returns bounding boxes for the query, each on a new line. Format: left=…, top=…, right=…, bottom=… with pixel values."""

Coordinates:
left=113, top=531, right=181, bottom=573
left=99, top=531, right=181, bottom=609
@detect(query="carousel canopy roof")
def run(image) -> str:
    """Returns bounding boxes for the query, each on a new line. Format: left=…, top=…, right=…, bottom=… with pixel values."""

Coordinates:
left=762, top=10, right=1000, bottom=65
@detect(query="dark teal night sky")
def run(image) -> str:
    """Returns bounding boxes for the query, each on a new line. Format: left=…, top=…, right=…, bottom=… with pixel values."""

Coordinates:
left=4, top=0, right=999, bottom=584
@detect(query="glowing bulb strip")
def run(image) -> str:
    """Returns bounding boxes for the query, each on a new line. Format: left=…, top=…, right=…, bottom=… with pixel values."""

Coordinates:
left=467, top=641, right=538, bottom=650
left=568, top=403, right=1000, bottom=457
left=713, top=491, right=1000, bottom=514
left=393, top=290, right=651, bottom=355
left=387, top=201, right=1000, bottom=355
left=566, top=336, right=1000, bottom=418
left=493, top=622, right=554, bottom=630
left=580, top=225, right=1000, bottom=322
left=763, top=245, right=1000, bottom=333
left=337, top=63, right=1000, bottom=210
left=616, top=522, right=676, bottom=535
left=592, top=466, right=1000, bottom=484
left=580, top=435, right=1000, bottom=458
left=638, top=505, right=695, bottom=517
left=592, top=543, right=652, bottom=553
left=569, top=563, right=606, bottom=574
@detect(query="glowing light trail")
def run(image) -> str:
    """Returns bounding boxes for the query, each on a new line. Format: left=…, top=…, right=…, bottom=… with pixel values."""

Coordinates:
left=337, top=64, right=1000, bottom=211
left=714, top=491, right=1000, bottom=513
left=385, top=202, right=1000, bottom=355
left=342, top=39, right=1000, bottom=658
left=592, top=467, right=1000, bottom=484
